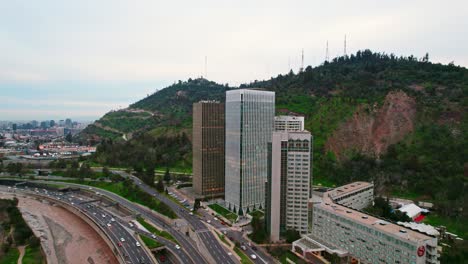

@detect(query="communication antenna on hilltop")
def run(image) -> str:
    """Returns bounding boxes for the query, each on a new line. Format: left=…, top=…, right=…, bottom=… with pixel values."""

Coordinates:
left=300, top=48, right=304, bottom=72
left=344, top=35, right=347, bottom=56
left=325, top=41, right=329, bottom=62
left=204, top=56, right=208, bottom=79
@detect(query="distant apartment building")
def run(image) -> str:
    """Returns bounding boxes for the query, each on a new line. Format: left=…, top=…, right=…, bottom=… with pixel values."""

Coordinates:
left=225, top=89, right=275, bottom=214
left=266, top=130, right=312, bottom=242
left=293, top=182, right=439, bottom=264
left=193, top=101, right=225, bottom=197
left=329, top=181, right=374, bottom=210
left=274, top=115, right=305, bottom=132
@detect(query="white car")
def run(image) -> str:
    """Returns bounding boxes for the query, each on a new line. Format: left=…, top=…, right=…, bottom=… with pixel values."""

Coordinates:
left=207, top=220, right=211, bottom=223
left=136, top=242, right=141, bottom=247
left=110, top=218, right=115, bottom=222
left=189, top=212, right=193, bottom=215
left=214, top=217, right=218, bottom=221
left=151, top=234, right=156, bottom=239
left=175, top=245, right=181, bottom=250
left=250, top=254, right=257, bottom=260
left=102, top=214, right=106, bottom=218
left=107, top=223, right=111, bottom=227
left=120, top=238, right=125, bottom=242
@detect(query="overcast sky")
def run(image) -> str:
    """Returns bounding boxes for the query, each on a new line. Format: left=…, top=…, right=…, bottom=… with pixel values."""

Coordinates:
left=1, top=0, right=467, bottom=121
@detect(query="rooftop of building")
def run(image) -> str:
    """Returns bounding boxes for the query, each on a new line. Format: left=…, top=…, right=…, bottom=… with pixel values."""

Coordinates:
left=196, top=100, right=221, bottom=104
left=274, top=115, right=305, bottom=120
left=329, top=181, right=373, bottom=199
left=319, top=188, right=435, bottom=242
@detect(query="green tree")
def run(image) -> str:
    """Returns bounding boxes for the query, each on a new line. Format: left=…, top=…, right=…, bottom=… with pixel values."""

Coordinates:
left=6, top=163, right=23, bottom=176
left=249, top=213, right=267, bottom=243
left=65, top=132, right=73, bottom=142
left=164, top=168, right=171, bottom=183
left=156, top=178, right=165, bottom=193
left=71, top=161, right=79, bottom=169
left=194, top=198, right=201, bottom=210
left=102, top=166, right=111, bottom=178
left=283, top=229, right=301, bottom=243
left=78, top=163, right=93, bottom=181
left=143, top=166, right=155, bottom=186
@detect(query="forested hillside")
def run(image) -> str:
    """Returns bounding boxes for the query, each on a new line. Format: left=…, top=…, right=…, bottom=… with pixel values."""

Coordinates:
left=81, top=51, right=467, bottom=235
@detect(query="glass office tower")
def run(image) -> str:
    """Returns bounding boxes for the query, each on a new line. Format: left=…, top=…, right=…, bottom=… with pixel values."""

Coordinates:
left=225, top=89, right=275, bottom=215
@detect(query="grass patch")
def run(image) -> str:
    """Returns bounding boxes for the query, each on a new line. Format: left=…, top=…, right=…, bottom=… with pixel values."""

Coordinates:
left=140, top=235, right=164, bottom=249
left=208, top=204, right=238, bottom=222
left=136, top=217, right=176, bottom=243
left=279, top=251, right=306, bottom=264
left=215, top=230, right=230, bottom=246
left=312, top=177, right=336, bottom=188
left=249, top=210, right=264, bottom=219
left=234, top=247, right=254, bottom=264
left=51, top=180, right=177, bottom=219
left=391, top=189, right=426, bottom=201
left=22, top=245, right=44, bottom=264
left=0, top=247, right=20, bottom=264
left=424, top=214, right=468, bottom=239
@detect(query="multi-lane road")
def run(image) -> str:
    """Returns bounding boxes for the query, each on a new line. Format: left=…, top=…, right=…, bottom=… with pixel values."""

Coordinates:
left=114, top=171, right=237, bottom=264
left=34, top=180, right=207, bottom=264
left=1, top=184, right=153, bottom=264
left=3, top=173, right=278, bottom=264
left=169, top=187, right=277, bottom=264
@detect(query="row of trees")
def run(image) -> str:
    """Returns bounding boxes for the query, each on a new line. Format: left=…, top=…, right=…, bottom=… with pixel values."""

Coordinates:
left=118, top=178, right=175, bottom=218
left=0, top=198, right=42, bottom=259
left=0, top=162, right=25, bottom=176
left=94, top=133, right=191, bottom=170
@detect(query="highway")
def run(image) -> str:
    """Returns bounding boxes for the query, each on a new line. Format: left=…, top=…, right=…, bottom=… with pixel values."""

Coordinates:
left=169, top=187, right=277, bottom=264
left=115, top=171, right=237, bottom=264
left=1, top=184, right=153, bottom=264
left=31, top=180, right=206, bottom=264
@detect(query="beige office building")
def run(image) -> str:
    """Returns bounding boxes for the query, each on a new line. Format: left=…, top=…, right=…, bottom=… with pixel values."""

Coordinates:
left=193, top=101, right=225, bottom=197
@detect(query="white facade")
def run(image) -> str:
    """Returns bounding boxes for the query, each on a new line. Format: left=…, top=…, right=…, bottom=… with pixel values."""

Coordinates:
left=225, top=89, right=275, bottom=214
left=268, top=131, right=311, bottom=241
left=274, top=116, right=305, bottom=132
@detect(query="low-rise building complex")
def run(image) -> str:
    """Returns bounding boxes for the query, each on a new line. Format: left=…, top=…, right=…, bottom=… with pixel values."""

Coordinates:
left=293, top=182, right=439, bottom=264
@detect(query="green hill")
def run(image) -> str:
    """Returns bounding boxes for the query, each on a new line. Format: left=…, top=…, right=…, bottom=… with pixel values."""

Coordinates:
left=78, top=78, right=229, bottom=144
left=81, top=51, right=467, bottom=225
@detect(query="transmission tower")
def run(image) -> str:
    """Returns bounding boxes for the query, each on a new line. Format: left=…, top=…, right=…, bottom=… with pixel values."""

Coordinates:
left=300, top=49, right=304, bottom=72
left=204, top=56, right=207, bottom=79
left=344, top=35, right=347, bottom=56
left=325, top=41, right=329, bottom=62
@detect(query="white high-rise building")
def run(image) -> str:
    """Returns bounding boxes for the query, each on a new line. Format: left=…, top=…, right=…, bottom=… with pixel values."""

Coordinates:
left=266, top=130, right=312, bottom=241
left=225, top=89, right=275, bottom=214
left=274, top=116, right=304, bottom=132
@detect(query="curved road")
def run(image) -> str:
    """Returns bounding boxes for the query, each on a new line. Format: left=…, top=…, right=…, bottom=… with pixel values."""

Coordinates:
left=1, top=185, right=153, bottom=264
left=33, top=180, right=206, bottom=264
left=114, top=171, right=237, bottom=264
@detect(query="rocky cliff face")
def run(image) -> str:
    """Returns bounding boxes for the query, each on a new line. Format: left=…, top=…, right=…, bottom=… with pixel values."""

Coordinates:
left=325, top=91, right=417, bottom=160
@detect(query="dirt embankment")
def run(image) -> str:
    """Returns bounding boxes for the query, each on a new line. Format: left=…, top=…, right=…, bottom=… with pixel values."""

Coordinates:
left=325, top=90, right=417, bottom=160
left=0, top=193, right=118, bottom=264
